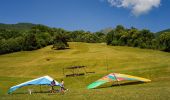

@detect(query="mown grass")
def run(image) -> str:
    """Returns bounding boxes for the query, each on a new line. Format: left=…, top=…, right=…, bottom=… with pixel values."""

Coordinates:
left=0, top=42, right=170, bottom=100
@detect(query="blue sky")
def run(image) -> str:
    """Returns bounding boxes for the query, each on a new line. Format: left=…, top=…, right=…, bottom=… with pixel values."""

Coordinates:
left=0, top=0, right=169, bottom=32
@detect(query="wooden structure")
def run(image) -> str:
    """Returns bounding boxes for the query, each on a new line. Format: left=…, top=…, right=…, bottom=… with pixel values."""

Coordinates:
left=63, top=66, right=95, bottom=77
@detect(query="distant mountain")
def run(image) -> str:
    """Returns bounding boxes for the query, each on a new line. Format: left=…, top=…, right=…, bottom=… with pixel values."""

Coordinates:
left=0, top=23, right=37, bottom=31
left=156, top=28, right=170, bottom=36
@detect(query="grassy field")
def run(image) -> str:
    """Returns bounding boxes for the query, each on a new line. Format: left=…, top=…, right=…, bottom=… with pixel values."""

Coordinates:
left=0, top=42, right=170, bottom=100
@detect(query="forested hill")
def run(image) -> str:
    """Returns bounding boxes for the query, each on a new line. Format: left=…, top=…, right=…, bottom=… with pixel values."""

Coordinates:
left=156, top=28, right=170, bottom=36
left=158, top=29, right=170, bottom=33
left=0, top=23, right=37, bottom=31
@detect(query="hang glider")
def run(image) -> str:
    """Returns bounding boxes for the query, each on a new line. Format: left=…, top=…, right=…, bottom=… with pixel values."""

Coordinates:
left=8, top=76, right=61, bottom=94
left=87, top=73, right=151, bottom=89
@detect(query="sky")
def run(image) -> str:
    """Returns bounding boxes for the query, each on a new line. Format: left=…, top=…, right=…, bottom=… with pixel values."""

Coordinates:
left=0, top=0, right=170, bottom=32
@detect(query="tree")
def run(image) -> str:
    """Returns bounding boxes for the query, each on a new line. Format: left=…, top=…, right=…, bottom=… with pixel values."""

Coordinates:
left=0, top=39, right=10, bottom=54
left=158, top=32, right=170, bottom=52
left=0, top=29, right=22, bottom=39
left=106, top=30, right=115, bottom=45
left=23, top=33, right=40, bottom=51
left=0, top=37, right=23, bottom=54
left=94, top=32, right=106, bottom=42
left=52, top=33, right=69, bottom=50
left=106, top=26, right=157, bottom=50
left=115, top=25, right=125, bottom=33
left=138, top=29, right=155, bottom=49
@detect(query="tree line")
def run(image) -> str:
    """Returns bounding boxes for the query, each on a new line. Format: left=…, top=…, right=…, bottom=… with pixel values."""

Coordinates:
left=106, top=25, right=170, bottom=52
left=0, top=24, right=169, bottom=55
left=0, top=24, right=105, bottom=54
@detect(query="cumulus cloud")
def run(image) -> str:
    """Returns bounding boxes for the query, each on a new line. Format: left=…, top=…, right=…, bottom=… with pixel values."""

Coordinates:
left=107, top=0, right=161, bottom=16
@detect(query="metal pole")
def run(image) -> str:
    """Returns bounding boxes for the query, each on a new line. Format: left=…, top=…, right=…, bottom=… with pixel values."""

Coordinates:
left=40, top=85, right=42, bottom=93
left=63, top=68, right=65, bottom=77
left=113, top=73, right=120, bottom=86
left=106, top=56, right=108, bottom=72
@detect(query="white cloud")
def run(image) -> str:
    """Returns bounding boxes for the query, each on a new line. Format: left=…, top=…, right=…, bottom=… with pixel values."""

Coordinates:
left=107, top=0, right=161, bottom=16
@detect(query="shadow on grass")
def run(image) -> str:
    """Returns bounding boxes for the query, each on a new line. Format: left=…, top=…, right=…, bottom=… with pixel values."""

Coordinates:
left=11, top=90, right=61, bottom=95
left=52, top=47, right=70, bottom=50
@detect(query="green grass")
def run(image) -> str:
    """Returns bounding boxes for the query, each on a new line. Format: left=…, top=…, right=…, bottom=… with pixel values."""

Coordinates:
left=0, top=42, right=170, bottom=100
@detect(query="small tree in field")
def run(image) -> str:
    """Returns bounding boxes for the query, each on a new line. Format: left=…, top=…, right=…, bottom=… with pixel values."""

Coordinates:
left=52, top=33, right=69, bottom=50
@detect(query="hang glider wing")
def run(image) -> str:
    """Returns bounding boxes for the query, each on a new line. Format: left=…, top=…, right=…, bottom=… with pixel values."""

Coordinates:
left=87, top=73, right=151, bottom=89
left=115, top=73, right=151, bottom=82
left=87, top=73, right=118, bottom=89
left=8, top=76, right=60, bottom=94
left=87, top=81, right=108, bottom=89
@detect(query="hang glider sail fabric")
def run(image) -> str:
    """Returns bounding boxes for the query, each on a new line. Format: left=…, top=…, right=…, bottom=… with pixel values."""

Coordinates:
left=8, top=76, right=60, bottom=94
left=87, top=73, right=151, bottom=89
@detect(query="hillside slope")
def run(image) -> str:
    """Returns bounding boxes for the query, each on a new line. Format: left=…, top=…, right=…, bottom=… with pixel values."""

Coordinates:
left=0, top=42, right=170, bottom=100
left=0, top=23, right=37, bottom=31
